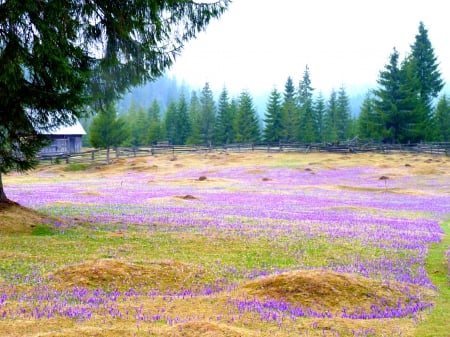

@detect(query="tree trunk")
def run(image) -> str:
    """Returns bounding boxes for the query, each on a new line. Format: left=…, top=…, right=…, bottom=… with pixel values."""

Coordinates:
left=0, top=172, right=9, bottom=203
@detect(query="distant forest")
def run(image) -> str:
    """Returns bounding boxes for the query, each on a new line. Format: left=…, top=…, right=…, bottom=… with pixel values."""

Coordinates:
left=84, top=22, right=450, bottom=148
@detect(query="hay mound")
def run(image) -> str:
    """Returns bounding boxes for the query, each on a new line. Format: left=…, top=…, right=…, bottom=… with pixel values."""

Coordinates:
left=50, top=259, right=206, bottom=291
left=239, top=270, right=421, bottom=314
left=164, top=321, right=249, bottom=337
left=175, top=194, right=198, bottom=200
left=0, top=202, right=56, bottom=235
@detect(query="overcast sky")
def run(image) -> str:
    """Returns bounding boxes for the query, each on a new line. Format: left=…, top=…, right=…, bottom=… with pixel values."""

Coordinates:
left=168, top=0, right=450, bottom=97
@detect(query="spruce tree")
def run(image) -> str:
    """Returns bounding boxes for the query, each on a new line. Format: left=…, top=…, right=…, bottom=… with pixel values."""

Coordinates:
left=164, top=100, right=178, bottom=145
left=358, top=91, right=384, bottom=141
left=433, top=95, right=450, bottom=141
left=335, top=86, right=352, bottom=141
left=263, top=88, right=284, bottom=143
left=199, top=83, right=216, bottom=145
left=89, top=104, right=128, bottom=164
left=147, top=99, right=163, bottom=145
left=281, top=77, right=298, bottom=142
left=186, top=91, right=202, bottom=145
left=407, top=22, right=445, bottom=140
left=176, top=92, right=191, bottom=145
left=126, top=102, right=150, bottom=146
left=313, top=93, right=326, bottom=142
left=215, top=87, right=235, bottom=144
left=324, top=89, right=338, bottom=142
left=234, top=91, right=260, bottom=143
left=297, top=66, right=317, bottom=142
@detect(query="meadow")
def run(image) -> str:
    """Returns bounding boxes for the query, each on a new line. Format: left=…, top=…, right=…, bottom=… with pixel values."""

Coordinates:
left=0, top=152, right=449, bottom=337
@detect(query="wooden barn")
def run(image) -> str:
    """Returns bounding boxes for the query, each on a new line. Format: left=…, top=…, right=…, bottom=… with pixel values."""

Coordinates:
left=39, top=119, right=86, bottom=156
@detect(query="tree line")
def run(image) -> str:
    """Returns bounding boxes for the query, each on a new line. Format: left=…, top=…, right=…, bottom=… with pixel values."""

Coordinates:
left=88, top=22, right=450, bottom=152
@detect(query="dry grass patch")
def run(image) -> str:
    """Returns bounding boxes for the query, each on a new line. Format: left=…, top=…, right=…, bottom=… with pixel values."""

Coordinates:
left=0, top=202, right=56, bottom=235
left=50, top=258, right=207, bottom=292
left=162, top=321, right=255, bottom=337
left=238, top=270, right=430, bottom=315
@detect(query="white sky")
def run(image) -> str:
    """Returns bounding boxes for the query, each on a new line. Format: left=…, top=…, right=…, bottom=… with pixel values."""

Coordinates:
left=168, top=0, right=450, bottom=97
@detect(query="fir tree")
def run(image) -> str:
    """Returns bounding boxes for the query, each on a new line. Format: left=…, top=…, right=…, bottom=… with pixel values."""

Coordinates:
left=234, top=91, right=260, bottom=143
left=324, top=89, right=338, bottom=142
left=89, top=104, right=128, bottom=164
left=335, top=86, right=352, bottom=141
left=433, top=95, right=450, bottom=141
left=263, top=88, right=284, bottom=143
left=164, top=100, right=178, bottom=145
left=147, top=99, right=163, bottom=144
left=199, top=83, right=216, bottom=145
left=297, top=66, right=317, bottom=142
left=186, top=91, right=202, bottom=145
left=176, top=92, right=191, bottom=145
left=358, top=91, right=384, bottom=141
left=281, top=77, right=298, bottom=142
left=314, top=92, right=326, bottom=142
left=215, top=87, right=235, bottom=144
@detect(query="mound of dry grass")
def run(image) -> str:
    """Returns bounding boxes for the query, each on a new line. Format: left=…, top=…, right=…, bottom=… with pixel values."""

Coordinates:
left=0, top=201, right=56, bottom=235
left=239, top=270, right=427, bottom=314
left=163, top=321, right=253, bottom=337
left=50, top=258, right=207, bottom=292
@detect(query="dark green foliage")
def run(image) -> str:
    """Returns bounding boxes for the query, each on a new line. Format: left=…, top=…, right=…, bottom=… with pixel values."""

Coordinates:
left=314, top=93, right=326, bottom=142
left=0, top=0, right=230, bottom=201
left=323, top=89, right=338, bottom=142
left=215, top=87, right=235, bottom=144
left=335, top=86, right=352, bottom=141
left=199, top=83, right=216, bottom=145
left=164, top=100, right=178, bottom=145
left=433, top=95, right=450, bottom=141
left=358, top=91, right=384, bottom=141
left=89, top=104, right=128, bottom=163
left=298, top=66, right=317, bottom=142
left=234, top=91, right=260, bottom=143
left=126, top=102, right=151, bottom=146
left=281, top=77, right=298, bottom=142
left=147, top=100, right=163, bottom=144
left=263, top=88, right=284, bottom=142
left=186, top=91, right=202, bottom=145
left=175, top=92, right=191, bottom=145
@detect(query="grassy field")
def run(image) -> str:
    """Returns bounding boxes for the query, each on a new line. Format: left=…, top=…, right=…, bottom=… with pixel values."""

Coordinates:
left=0, top=152, right=449, bottom=337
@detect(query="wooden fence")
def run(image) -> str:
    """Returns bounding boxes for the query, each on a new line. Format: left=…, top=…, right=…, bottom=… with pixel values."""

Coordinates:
left=37, top=142, right=450, bottom=165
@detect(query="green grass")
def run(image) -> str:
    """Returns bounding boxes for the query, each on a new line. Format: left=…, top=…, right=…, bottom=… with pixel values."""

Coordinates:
left=414, top=220, right=450, bottom=337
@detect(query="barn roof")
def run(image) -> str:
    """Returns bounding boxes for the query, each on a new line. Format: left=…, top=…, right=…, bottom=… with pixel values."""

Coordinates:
left=44, top=119, right=87, bottom=136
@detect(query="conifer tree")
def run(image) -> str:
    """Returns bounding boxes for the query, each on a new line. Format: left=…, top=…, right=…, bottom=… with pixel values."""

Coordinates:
left=199, top=83, right=216, bottom=145
left=358, top=91, right=384, bottom=141
left=89, top=104, right=128, bottom=164
left=215, top=87, right=235, bottom=144
left=297, top=66, right=317, bottom=142
left=335, top=86, right=352, bottom=141
left=234, top=91, right=260, bottom=143
left=323, top=89, right=338, bottom=142
left=147, top=99, right=163, bottom=144
left=263, top=88, right=284, bottom=142
left=406, top=22, right=445, bottom=140
left=126, top=102, right=150, bottom=146
left=433, top=95, right=450, bottom=141
left=176, top=92, right=191, bottom=145
left=186, top=91, right=202, bottom=145
left=314, top=92, right=326, bottom=142
left=281, top=77, right=298, bottom=142
left=164, top=100, right=178, bottom=145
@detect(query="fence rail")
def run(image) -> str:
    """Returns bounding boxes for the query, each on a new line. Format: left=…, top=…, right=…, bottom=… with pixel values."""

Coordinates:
left=37, top=142, right=450, bottom=165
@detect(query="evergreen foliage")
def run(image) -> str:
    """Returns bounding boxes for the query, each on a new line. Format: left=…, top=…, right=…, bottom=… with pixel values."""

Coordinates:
left=281, top=77, right=298, bottom=142
left=0, top=0, right=230, bottom=201
left=199, top=83, right=216, bottom=145
left=263, top=89, right=284, bottom=143
left=215, top=87, right=235, bottom=144
left=89, top=104, right=128, bottom=164
left=433, top=95, right=450, bottom=141
left=234, top=91, right=261, bottom=143
left=297, top=66, right=317, bottom=142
